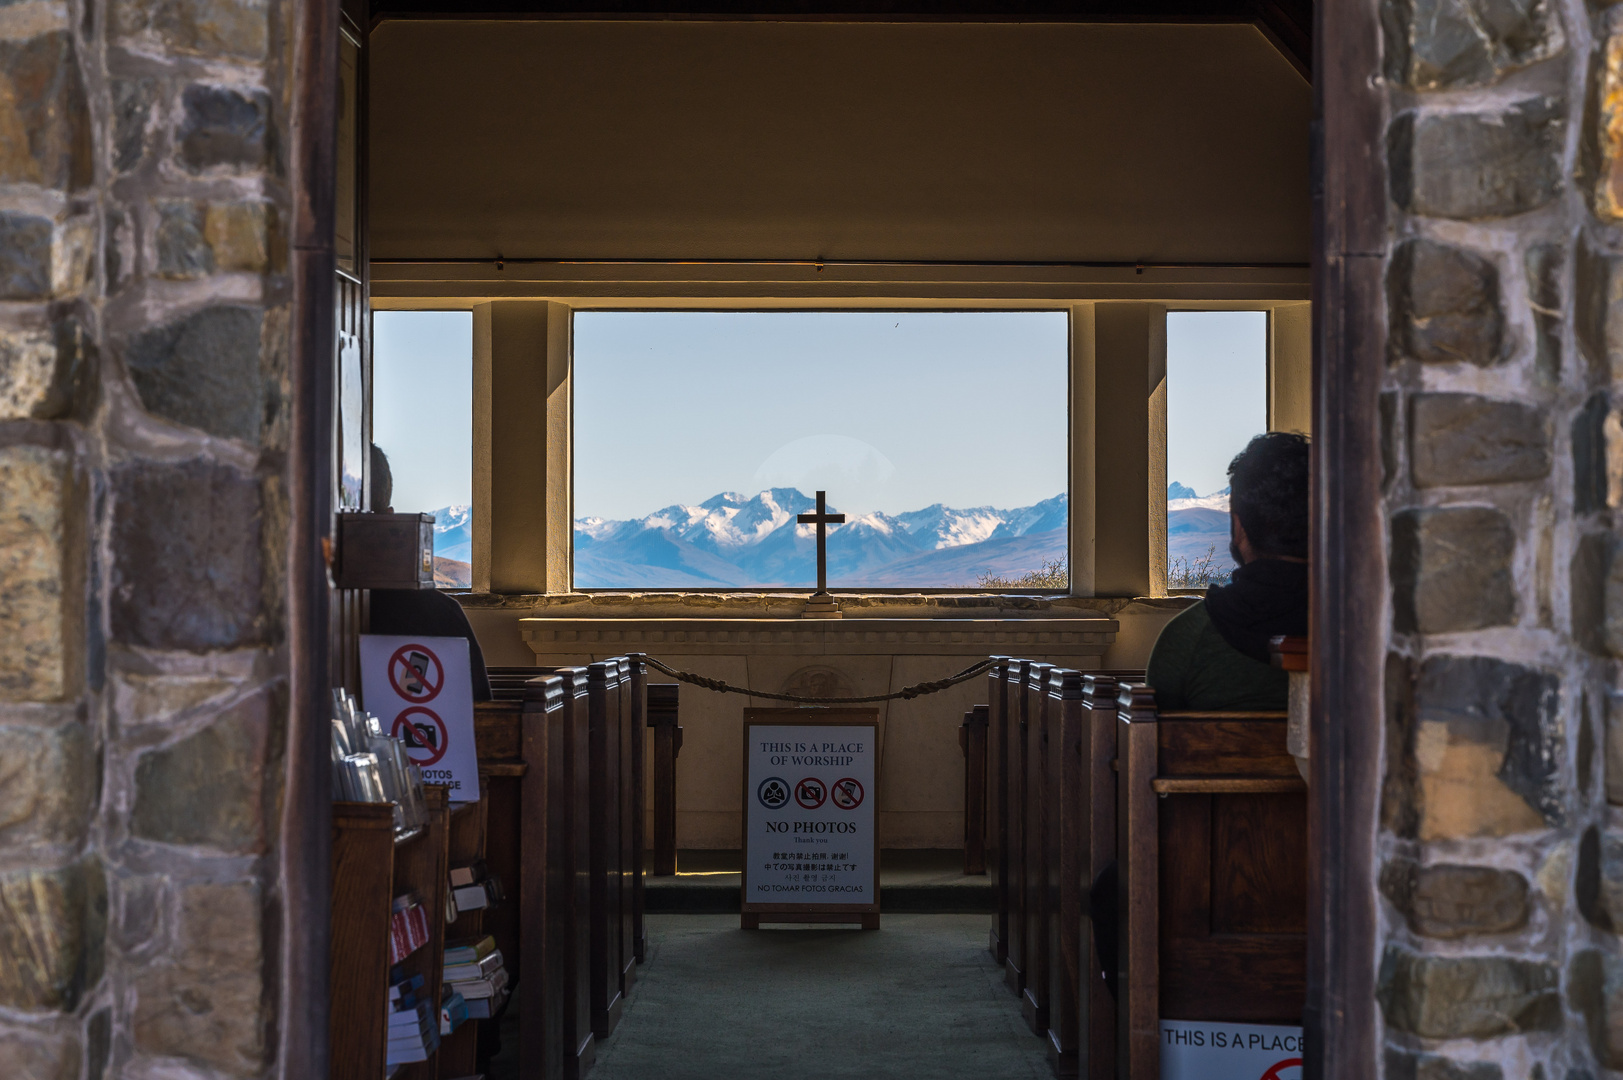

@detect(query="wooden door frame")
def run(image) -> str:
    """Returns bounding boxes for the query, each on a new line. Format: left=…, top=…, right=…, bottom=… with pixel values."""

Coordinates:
left=285, top=2, right=1382, bottom=1076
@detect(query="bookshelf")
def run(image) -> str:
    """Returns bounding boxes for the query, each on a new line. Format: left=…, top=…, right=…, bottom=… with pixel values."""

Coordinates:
left=332, top=785, right=479, bottom=1080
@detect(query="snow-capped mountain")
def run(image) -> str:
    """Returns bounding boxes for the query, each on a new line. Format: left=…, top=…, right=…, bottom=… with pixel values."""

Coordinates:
left=573, top=489, right=1071, bottom=588
left=428, top=503, right=472, bottom=562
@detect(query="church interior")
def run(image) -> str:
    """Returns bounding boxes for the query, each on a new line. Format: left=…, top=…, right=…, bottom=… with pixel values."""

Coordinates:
left=2, top=0, right=1613, bottom=1078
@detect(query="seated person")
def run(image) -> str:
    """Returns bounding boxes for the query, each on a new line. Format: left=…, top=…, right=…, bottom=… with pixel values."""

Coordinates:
left=366, top=446, right=493, bottom=702
left=1146, top=431, right=1309, bottom=712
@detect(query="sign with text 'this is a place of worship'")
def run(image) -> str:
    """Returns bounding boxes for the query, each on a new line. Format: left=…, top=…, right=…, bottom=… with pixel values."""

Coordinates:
left=742, top=709, right=879, bottom=925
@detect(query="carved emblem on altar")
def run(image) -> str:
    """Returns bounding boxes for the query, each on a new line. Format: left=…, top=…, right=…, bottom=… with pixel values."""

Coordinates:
left=781, top=665, right=854, bottom=701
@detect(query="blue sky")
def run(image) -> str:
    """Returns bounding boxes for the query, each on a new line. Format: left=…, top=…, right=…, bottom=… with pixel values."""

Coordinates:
left=1166, top=310, right=1268, bottom=497
left=373, top=308, right=1266, bottom=517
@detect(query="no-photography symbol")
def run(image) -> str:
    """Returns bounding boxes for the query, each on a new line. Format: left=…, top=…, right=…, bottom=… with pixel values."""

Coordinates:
left=1260, top=1059, right=1303, bottom=1080
left=795, top=777, right=827, bottom=810
left=831, top=778, right=864, bottom=810
left=392, top=706, right=448, bottom=766
left=758, top=777, right=789, bottom=809
left=387, top=644, right=444, bottom=704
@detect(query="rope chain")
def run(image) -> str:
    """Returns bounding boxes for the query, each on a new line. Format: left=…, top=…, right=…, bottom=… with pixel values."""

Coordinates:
left=636, top=655, right=998, bottom=705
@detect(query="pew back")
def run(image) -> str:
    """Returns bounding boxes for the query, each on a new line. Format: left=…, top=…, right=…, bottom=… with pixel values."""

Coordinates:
left=1116, top=685, right=1306, bottom=1080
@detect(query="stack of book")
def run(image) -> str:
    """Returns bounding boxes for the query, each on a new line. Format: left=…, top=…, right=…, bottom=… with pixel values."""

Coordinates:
left=443, top=935, right=510, bottom=1020
left=388, top=893, right=429, bottom=965
left=386, top=971, right=440, bottom=1066
left=448, top=860, right=505, bottom=917
left=440, top=981, right=469, bottom=1037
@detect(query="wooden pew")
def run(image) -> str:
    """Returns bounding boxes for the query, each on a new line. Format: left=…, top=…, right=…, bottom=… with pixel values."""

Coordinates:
left=1021, top=662, right=1056, bottom=1032
left=1044, top=668, right=1084, bottom=1076
left=587, top=660, right=625, bottom=1038
left=987, top=657, right=1012, bottom=965
left=647, top=683, right=682, bottom=877
left=618, top=658, right=641, bottom=991
left=959, top=704, right=988, bottom=875
left=1075, top=673, right=1122, bottom=1080
left=1003, top=658, right=1032, bottom=996
left=1115, top=686, right=1307, bottom=1080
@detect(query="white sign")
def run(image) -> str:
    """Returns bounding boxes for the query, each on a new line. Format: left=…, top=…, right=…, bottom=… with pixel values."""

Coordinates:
left=1160, top=1020, right=1304, bottom=1080
left=360, top=635, right=481, bottom=803
left=743, top=714, right=877, bottom=909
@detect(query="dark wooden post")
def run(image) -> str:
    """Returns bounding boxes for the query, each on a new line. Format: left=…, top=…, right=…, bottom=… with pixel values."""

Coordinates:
left=1022, top=662, right=1054, bottom=1034
left=1079, top=673, right=1120, bottom=1080
left=614, top=659, right=638, bottom=995
left=1004, top=658, right=1032, bottom=997
left=1047, top=668, right=1083, bottom=1076
left=627, top=656, right=649, bottom=964
left=648, top=682, right=681, bottom=877
left=520, top=675, right=561, bottom=1080
left=1116, top=683, right=1160, bottom=1080
left=561, top=669, right=595, bottom=1078
left=988, top=657, right=1011, bottom=963
left=586, top=661, right=623, bottom=1038
left=960, top=705, right=988, bottom=875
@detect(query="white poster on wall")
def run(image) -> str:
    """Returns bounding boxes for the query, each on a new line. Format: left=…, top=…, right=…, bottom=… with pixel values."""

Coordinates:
left=360, top=634, right=481, bottom=803
left=742, top=712, right=878, bottom=911
left=1160, top=1020, right=1304, bottom=1080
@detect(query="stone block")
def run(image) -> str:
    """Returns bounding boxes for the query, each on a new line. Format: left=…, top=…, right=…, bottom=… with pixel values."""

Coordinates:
left=0, top=32, right=91, bottom=189
left=1389, top=97, right=1564, bottom=219
left=1380, top=860, right=1530, bottom=938
left=122, top=304, right=263, bottom=442
left=0, top=445, right=84, bottom=702
left=1571, top=950, right=1623, bottom=1069
left=0, top=721, right=92, bottom=850
left=132, top=690, right=275, bottom=852
left=1577, top=234, right=1623, bottom=375
left=155, top=201, right=212, bottom=279
left=1411, top=655, right=1562, bottom=838
left=0, top=859, right=106, bottom=1012
left=1385, top=1049, right=1504, bottom=1080
left=1384, top=652, right=1423, bottom=837
left=86, top=1007, right=109, bottom=1080
left=1410, top=393, right=1550, bottom=486
left=133, top=880, right=265, bottom=1076
left=0, top=212, right=52, bottom=300
left=1575, top=825, right=1623, bottom=928
left=206, top=201, right=277, bottom=272
left=1573, top=393, right=1623, bottom=513
left=110, top=460, right=264, bottom=651
left=1378, top=947, right=1560, bottom=1037
left=177, top=84, right=272, bottom=173
left=1382, top=0, right=1561, bottom=90
left=1608, top=693, right=1623, bottom=805
left=113, top=0, right=270, bottom=61
left=1391, top=506, right=1516, bottom=633
left=1587, top=30, right=1623, bottom=221
left=1387, top=239, right=1504, bottom=366
left=0, top=319, right=85, bottom=421
left=1571, top=533, right=1623, bottom=655
left=7, top=1030, right=82, bottom=1080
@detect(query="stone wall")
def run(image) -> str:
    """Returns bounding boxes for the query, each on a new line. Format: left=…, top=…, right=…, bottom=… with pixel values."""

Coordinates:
left=0, top=0, right=294, bottom=1077
left=1377, top=0, right=1623, bottom=1074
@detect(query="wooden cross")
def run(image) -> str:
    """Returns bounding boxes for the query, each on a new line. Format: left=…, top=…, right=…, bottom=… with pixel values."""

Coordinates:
left=797, top=490, right=846, bottom=595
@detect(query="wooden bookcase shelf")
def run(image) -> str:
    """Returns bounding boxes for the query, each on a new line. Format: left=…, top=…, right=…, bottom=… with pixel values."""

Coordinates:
left=331, top=785, right=493, bottom=1080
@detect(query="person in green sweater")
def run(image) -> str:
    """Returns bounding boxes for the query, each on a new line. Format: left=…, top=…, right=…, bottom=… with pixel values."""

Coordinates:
left=1147, top=431, right=1310, bottom=712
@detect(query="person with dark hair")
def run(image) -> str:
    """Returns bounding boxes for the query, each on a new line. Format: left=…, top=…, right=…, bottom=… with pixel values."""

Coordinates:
left=1146, top=431, right=1310, bottom=711
left=366, top=444, right=493, bottom=702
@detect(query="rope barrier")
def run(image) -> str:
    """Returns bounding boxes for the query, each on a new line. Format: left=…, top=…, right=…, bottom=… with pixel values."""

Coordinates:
left=637, top=655, right=998, bottom=705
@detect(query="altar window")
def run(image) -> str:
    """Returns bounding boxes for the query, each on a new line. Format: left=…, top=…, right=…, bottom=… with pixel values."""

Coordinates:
left=572, top=310, right=1069, bottom=590
left=373, top=309, right=474, bottom=587
left=1165, top=310, right=1268, bottom=590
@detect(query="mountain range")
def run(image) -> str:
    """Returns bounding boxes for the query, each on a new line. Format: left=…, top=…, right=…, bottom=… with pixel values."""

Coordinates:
left=424, top=483, right=1232, bottom=589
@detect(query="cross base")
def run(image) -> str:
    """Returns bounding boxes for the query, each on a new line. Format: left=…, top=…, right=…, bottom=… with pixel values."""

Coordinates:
left=802, top=590, right=843, bottom=619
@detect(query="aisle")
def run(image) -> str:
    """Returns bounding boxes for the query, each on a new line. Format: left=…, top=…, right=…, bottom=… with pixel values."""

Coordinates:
left=590, top=914, right=1052, bottom=1080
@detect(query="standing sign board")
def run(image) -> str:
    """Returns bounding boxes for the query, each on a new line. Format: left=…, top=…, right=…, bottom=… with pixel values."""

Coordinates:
left=742, top=708, right=879, bottom=929
left=1160, top=1020, right=1303, bottom=1080
left=360, top=635, right=481, bottom=803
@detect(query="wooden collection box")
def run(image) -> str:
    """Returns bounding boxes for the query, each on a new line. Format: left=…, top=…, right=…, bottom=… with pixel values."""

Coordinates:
left=335, top=512, right=434, bottom=590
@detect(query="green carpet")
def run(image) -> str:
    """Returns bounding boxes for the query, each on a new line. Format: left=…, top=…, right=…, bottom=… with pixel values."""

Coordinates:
left=589, top=914, right=1052, bottom=1079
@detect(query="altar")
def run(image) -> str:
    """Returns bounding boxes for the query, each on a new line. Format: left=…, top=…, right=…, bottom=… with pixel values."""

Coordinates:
left=516, top=615, right=1118, bottom=848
